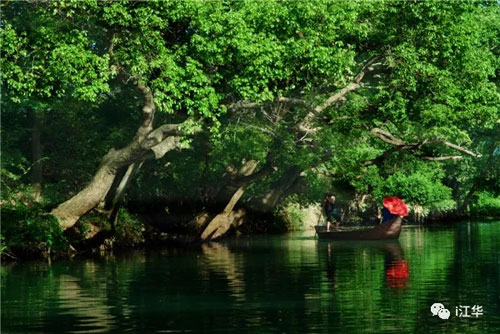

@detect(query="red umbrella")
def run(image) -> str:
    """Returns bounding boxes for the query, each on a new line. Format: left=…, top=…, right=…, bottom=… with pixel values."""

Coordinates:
left=383, top=196, right=409, bottom=217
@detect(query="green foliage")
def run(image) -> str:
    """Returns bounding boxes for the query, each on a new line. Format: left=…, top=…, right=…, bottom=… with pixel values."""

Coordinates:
left=277, top=198, right=307, bottom=232
left=380, top=172, right=452, bottom=206
left=0, top=157, right=31, bottom=203
left=429, top=199, right=457, bottom=213
left=1, top=13, right=110, bottom=104
left=114, top=209, right=144, bottom=247
left=1, top=0, right=499, bottom=243
left=1, top=204, right=68, bottom=251
left=76, top=211, right=110, bottom=237
left=470, top=192, right=500, bottom=217
left=0, top=235, right=7, bottom=254
left=210, top=124, right=272, bottom=170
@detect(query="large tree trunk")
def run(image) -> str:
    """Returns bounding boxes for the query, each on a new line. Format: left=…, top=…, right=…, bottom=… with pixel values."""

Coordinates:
left=30, top=109, right=43, bottom=202
left=200, top=160, right=258, bottom=241
left=51, top=149, right=126, bottom=229
left=104, top=162, right=143, bottom=230
left=52, top=135, right=183, bottom=229
left=247, top=165, right=303, bottom=213
left=51, top=84, right=190, bottom=229
left=205, top=152, right=274, bottom=207
left=199, top=164, right=308, bottom=241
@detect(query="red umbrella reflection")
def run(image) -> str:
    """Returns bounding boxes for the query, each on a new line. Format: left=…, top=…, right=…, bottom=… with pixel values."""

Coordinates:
left=383, top=242, right=410, bottom=290
left=385, top=260, right=410, bottom=288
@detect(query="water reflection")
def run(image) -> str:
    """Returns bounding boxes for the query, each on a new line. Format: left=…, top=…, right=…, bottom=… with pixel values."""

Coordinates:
left=1, top=222, right=499, bottom=334
left=56, top=273, right=113, bottom=334
left=326, top=243, right=338, bottom=288
left=383, top=242, right=409, bottom=290
left=319, top=240, right=410, bottom=292
left=200, top=243, right=246, bottom=302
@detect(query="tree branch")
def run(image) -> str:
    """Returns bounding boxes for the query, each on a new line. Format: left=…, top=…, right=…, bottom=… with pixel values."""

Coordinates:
left=141, top=119, right=201, bottom=151
left=226, top=100, right=261, bottom=112
left=106, top=31, right=156, bottom=141
left=314, top=82, right=361, bottom=114
left=370, top=128, right=406, bottom=146
left=134, top=83, right=156, bottom=140
left=369, top=127, right=482, bottom=162
left=232, top=152, right=275, bottom=186
left=148, top=136, right=182, bottom=160
left=441, top=141, right=481, bottom=158
left=297, top=54, right=385, bottom=133
left=276, top=97, right=315, bottom=112
left=422, top=156, right=464, bottom=161
left=315, top=54, right=384, bottom=114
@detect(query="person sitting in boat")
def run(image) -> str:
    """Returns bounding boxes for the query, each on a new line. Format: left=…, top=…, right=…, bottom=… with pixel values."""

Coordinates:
left=323, top=193, right=341, bottom=231
left=381, top=206, right=397, bottom=223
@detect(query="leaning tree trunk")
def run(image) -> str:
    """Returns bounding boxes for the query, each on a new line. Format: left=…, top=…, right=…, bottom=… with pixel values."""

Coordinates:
left=246, top=165, right=303, bottom=213
left=51, top=151, right=119, bottom=229
left=459, top=184, right=478, bottom=216
left=103, top=162, right=143, bottom=230
left=200, top=160, right=258, bottom=241
left=51, top=83, right=190, bottom=229
left=199, top=164, right=307, bottom=241
left=52, top=135, right=183, bottom=229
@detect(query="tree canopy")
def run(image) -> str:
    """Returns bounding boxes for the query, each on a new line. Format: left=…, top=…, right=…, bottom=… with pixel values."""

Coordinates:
left=1, top=0, right=499, bottom=249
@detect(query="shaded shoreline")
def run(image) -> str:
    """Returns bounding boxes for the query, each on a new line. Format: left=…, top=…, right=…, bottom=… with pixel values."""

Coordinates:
left=2, top=215, right=498, bottom=264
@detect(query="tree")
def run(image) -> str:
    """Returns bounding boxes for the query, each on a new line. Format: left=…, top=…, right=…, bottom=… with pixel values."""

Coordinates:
left=2, top=0, right=499, bottom=240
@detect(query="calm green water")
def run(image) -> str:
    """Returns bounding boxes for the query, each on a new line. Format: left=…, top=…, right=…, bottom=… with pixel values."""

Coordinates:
left=2, top=221, right=499, bottom=334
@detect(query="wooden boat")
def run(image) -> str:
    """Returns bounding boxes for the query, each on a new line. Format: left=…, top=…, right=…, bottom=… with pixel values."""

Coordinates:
left=314, top=216, right=403, bottom=240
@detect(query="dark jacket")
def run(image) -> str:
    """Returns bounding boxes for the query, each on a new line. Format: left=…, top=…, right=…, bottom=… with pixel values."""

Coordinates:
left=381, top=207, right=396, bottom=222
left=324, top=202, right=341, bottom=222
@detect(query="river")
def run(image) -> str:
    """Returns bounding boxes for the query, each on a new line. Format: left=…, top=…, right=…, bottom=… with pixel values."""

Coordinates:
left=2, top=221, right=499, bottom=333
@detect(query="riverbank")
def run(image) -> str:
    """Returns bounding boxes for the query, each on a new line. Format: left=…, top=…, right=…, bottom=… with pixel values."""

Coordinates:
left=2, top=198, right=499, bottom=263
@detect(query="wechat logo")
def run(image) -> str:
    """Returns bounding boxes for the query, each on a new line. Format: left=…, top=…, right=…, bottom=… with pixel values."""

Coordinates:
left=431, top=303, right=450, bottom=320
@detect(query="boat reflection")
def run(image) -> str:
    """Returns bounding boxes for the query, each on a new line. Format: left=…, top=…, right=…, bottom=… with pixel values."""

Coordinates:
left=382, top=241, right=410, bottom=290
left=319, top=240, right=410, bottom=292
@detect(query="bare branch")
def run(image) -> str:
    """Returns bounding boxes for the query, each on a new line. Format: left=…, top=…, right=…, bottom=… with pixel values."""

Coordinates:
left=370, top=128, right=406, bottom=146
left=141, top=119, right=201, bottom=151
left=226, top=100, right=261, bottom=112
left=149, top=123, right=185, bottom=137
left=315, top=55, right=384, bottom=114
left=441, top=141, right=482, bottom=158
left=296, top=54, right=385, bottom=133
left=422, top=156, right=464, bottom=161
left=314, top=82, right=361, bottom=114
left=369, top=127, right=481, bottom=161
left=108, top=32, right=115, bottom=61
left=277, top=97, right=315, bottom=111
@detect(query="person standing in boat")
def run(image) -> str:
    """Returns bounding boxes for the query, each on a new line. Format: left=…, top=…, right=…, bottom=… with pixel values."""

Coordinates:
left=323, top=193, right=341, bottom=231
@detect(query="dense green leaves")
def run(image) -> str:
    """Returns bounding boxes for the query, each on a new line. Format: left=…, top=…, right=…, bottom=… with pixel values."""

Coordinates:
left=1, top=0, right=499, bottom=241
left=1, top=204, right=68, bottom=251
